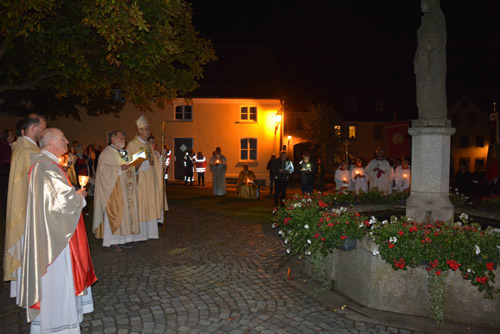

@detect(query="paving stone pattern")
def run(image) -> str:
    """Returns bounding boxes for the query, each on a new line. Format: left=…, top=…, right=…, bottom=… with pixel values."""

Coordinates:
left=0, top=205, right=419, bottom=333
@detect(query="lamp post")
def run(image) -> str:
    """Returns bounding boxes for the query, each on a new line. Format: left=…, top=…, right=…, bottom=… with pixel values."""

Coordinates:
left=274, top=110, right=283, bottom=151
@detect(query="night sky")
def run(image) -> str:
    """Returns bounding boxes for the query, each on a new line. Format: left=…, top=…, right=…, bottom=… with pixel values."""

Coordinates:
left=190, top=0, right=500, bottom=120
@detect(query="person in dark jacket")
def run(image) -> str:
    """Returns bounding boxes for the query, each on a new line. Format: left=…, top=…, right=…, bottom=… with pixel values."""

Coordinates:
left=297, top=153, right=317, bottom=195
left=454, top=162, right=473, bottom=197
left=266, top=154, right=276, bottom=195
left=271, top=150, right=294, bottom=207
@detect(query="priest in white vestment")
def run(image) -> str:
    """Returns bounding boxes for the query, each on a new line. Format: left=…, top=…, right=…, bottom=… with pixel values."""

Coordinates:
left=365, top=148, right=392, bottom=194
left=126, top=116, right=160, bottom=240
left=93, top=131, right=140, bottom=251
left=19, top=128, right=97, bottom=333
left=209, top=147, right=227, bottom=196
left=4, top=114, right=46, bottom=302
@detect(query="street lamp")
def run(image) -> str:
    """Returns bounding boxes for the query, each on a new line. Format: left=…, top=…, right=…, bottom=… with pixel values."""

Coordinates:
left=274, top=111, right=282, bottom=134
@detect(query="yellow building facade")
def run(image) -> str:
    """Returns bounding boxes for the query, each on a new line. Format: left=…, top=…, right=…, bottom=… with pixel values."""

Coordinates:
left=1, top=98, right=284, bottom=183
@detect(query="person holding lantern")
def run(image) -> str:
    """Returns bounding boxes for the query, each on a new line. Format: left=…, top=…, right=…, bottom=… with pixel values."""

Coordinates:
left=297, top=153, right=317, bottom=195
left=334, top=160, right=352, bottom=191
left=209, top=147, right=227, bottom=196
left=351, top=157, right=368, bottom=193
left=394, top=157, right=411, bottom=191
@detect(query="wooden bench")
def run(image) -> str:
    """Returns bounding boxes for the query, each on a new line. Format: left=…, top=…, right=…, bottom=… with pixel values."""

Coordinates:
left=226, top=177, right=266, bottom=187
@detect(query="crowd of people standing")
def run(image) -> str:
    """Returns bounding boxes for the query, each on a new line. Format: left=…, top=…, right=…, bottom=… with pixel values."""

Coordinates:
left=2, top=113, right=170, bottom=332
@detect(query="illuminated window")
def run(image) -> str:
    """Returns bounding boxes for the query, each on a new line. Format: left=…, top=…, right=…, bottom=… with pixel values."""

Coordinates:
left=175, top=105, right=192, bottom=120
left=334, top=125, right=342, bottom=139
left=240, top=138, right=257, bottom=161
left=349, top=125, right=356, bottom=139
left=240, top=106, right=257, bottom=121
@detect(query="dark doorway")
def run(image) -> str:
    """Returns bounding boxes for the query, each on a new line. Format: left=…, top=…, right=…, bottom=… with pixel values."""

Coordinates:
left=174, top=138, right=193, bottom=180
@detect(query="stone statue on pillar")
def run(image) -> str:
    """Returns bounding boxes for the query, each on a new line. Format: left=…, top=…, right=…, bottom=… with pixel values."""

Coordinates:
left=406, top=0, right=455, bottom=222
left=413, top=0, right=448, bottom=126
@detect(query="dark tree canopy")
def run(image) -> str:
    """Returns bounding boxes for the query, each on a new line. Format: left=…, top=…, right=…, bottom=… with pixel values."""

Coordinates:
left=0, top=0, right=216, bottom=119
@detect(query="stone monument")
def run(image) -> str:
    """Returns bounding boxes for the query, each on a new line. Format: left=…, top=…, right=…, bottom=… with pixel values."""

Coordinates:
left=406, top=0, right=455, bottom=222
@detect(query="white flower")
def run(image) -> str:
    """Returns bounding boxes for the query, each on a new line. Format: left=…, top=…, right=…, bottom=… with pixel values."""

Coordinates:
left=459, top=213, right=469, bottom=221
left=304, top=224, right=309, bottom=229
left=369, top=216, right=376, bottom=225
left=389, top=236, right=397, bottom=243
left=475, top=245, right=481, bottom=255
left=359, top=223, right=364, bottom=228
left=306, top=251, right=311, bottom=255
left=372, top=249, right=380, bottom=256
left=284, top=239, right=288, bottom=244
left=467, top=268, right=472, bottom=273
left=272, top=223, right=276, bottom=229
left=293, top=202, right=302, bottom=208
left=496, top=245, right=500, bottom=252
left=369, top=231, right=373, bottom=235
left=278, top=230, right=283, bottom=235
left=307, top=239, right=311, bottom=244
left=382, top=220, right=388, bottom=225
left=286, top=249, right=291, bottom=254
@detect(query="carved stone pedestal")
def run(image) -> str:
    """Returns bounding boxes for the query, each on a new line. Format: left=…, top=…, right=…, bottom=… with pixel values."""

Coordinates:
left=406, top=126, right=456, bottom=222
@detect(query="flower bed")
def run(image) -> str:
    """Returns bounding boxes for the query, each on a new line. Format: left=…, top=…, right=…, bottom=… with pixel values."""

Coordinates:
left=272, top=193, right=500, bottom=327
left=479, top=195, right=500, bottom=211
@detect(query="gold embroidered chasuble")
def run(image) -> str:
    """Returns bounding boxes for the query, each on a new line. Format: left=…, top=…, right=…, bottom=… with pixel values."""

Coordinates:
left=127, top=136, right=163, bottom=223
left=92, top=146, right=139, bottom=238
left=3, top=137, right=39, bottom=281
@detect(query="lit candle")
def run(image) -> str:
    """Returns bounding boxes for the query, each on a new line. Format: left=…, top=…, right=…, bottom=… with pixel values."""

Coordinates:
left=355, top=170, right=360, bottom=175
left=403, top=174, right=408, bottom=178
left=78, top=175, right=89, bottom=189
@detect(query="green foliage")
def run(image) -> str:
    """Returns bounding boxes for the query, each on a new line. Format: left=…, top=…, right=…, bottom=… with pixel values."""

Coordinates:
left=273, top=193, right=500, bottom=303
left=449, top=188, right=471, bottom=208
left=272, top=193, right=369, bottom=258
left=0, top=0, right=216, bottom=118
left=322, top=189, right=409, bottom=206
left=479, top=195, right=500, bottom=211
left=370, top=213, right=500, bottom=299
left=427, top=269, right=447, bottom=328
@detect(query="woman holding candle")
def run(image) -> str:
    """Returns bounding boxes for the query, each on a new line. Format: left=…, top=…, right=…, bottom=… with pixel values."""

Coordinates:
left=237, top=164, right=258, bottom=199
left=351, top=157, right=368, bottom=194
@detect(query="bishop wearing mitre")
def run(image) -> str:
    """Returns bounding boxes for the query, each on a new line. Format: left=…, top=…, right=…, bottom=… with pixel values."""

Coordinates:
left=126, top=115, right=161, bottom=241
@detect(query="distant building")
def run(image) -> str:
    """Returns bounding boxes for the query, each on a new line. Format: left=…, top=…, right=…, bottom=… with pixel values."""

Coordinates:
left=448, top=98, right=491, bottom=174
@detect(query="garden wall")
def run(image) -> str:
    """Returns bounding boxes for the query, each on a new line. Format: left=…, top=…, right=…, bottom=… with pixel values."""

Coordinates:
left=305, top=237, right=500, bottom=329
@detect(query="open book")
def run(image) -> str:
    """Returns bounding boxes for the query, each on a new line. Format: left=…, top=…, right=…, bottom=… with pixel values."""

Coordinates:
left=127, top=149, right=147, bottom=167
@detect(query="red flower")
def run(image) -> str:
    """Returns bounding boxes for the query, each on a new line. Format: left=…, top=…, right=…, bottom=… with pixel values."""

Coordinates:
left=394, top=258, right=406, bottom=269
left=345, top=220, right=350, bottom=224
left=435, top=270, right=442, bottom=276
left=283, top=217, right=291, bottom=225
left=314, top=233, right=320, bottom=239
left=340, top=235, right=348, bottom=240
left=318, top=200, right=328, bottom=208
left=328, top=222, right=334, bottom=227
left=398, top=231, right=404, bottom=236
left=355, top=212, right=360, bottom=217
left=321, top=238, right=325, bottom=242
left=476, top=276, right=488, bottom=285
left=388, top=243, right=395, bottom=248
left=486, top=262, right=495, bottom=271
left=446, top=259, right=461, bottom=271
left=431, top=259, right=438, bottom=268
left=409, top=226, right=418, bottom=233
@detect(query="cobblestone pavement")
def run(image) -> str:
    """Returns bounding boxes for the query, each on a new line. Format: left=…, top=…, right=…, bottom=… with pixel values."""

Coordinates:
left=1, top=204, right=422, bottom=334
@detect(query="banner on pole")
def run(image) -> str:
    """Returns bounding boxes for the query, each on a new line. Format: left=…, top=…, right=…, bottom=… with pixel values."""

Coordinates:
left=385, top=121, right=410, bottom=159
